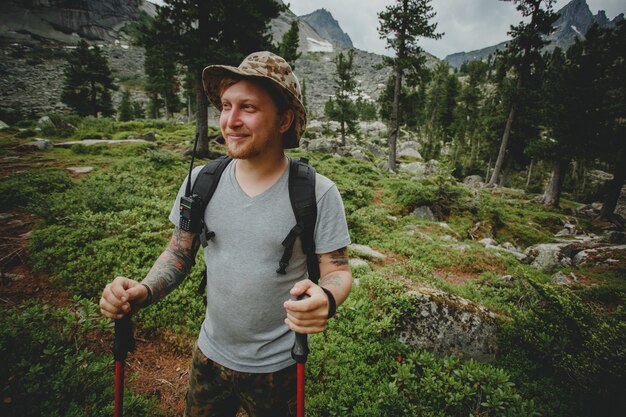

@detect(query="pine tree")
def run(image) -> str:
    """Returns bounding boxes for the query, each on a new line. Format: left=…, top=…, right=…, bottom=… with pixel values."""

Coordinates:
left=61, top=40, right=117, bottom=118
left=151, top=0, right=283, bottom=156
left=378, top=0, right=441, bottom=171
left=118, top=90, right=133, bottom=122
left=486, top=0, right=556, bottom=186
left=278, top=20, right=301, bottom=69
left=325, top=49, right=360, bottom=145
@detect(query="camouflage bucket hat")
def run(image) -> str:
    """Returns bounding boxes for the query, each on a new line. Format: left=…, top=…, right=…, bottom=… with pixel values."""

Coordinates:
left=202, top=51, right=307, bottom=149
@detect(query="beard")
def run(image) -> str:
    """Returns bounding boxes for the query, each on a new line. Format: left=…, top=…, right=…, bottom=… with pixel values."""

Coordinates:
left=224, top=132, right=280, bottom=160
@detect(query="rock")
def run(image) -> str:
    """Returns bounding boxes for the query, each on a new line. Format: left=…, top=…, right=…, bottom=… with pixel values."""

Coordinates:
left=56, top=139, right=149, bottom=147
left=349, top=244, right=386, bottom=260
left=551, top=271, right=572, bottom=286
left=397, top=141, right=422, bottom=159
left=501, top=275, right=515, bottom=286
left=349, top=258, right=370, bottom=269
left=66, top=166, right=94, bottom=174
left=440, top=235, right=458, bottom=242
left=361, top=141, right=386, bottom=158
left=16, top=138, right=53, bottom=151
left=35, top=115, right=55, bottom=131
left=307, top=138, right=335, bottom=153
left=525, top=243, right=574, bottom=272
left=348, top=148, right=370, bottom=161
left=463, top=175, right=484, bottom=187
left=0, top=120, right=9, bottom=130
left=412, top=206, right=437, bottom=222
left=442, top=243, right=470, bottom=251
left=399, top=287, right=499, bottom=361
left=485, top=244, right=527, bottom=261
left=479, top=238, right=498, bottom=246
left=128, top=132, right=156, bottom=141
left=573, top=245, right=626, bottom=267
left=501, top=242, right=519, bottom=251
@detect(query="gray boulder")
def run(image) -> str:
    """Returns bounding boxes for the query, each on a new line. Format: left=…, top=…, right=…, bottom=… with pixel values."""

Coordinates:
left=349, top=244, right=386, bottom=260
left=573, top=245, right=626, bottom=267
left=399, top=287, right=499, bottom=361
left=525, top=243, right=573, bottom=272
left=397, top=141, right=422, bottom=159
left=16, top=138, right=53, bottom=151
left=551, top=271, right=572, bottom=286
left=307, top=138, right=335, bottom=153
left=464, top=175, right=484, bottom=187
left=349, top=258, right=370, bottom=269
left=35, top=115, right=55, bottom=131
left=412, top=206, right=437, bottom=222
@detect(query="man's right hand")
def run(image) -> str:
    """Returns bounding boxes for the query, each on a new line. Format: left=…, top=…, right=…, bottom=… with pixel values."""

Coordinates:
left=99, top=276, right=148, bottom=319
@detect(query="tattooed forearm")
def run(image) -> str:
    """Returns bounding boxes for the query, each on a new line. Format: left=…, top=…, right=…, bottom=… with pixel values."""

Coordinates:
left=320, top=272, right=347, bottom=288
left=141, top=227, right=200, bottom=303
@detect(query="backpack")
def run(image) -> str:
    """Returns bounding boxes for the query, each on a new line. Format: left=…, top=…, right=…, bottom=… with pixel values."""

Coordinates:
left=189, top=155, right=320, bottom=299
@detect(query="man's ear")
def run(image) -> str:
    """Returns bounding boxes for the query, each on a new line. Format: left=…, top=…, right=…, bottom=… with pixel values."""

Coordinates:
left=279, top=109, right=295, bottom=134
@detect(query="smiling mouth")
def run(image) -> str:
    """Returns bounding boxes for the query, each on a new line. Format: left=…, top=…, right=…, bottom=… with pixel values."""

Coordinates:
left=225, top=131, right=250, bottom=139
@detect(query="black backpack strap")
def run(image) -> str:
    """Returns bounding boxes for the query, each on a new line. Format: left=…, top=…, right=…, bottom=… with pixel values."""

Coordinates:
left=277, top=158, right=320, bottom=283
left=191, top=155, right=233, bottom=247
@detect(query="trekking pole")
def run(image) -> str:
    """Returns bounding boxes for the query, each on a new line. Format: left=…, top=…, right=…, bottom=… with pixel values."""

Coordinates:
left=113, top=314, right=135, bottom=417
left=291, top=295, right=309, bottom=417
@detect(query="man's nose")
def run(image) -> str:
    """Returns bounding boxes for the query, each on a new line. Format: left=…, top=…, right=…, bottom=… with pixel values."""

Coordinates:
left=226, top=108, right=243, bottom=128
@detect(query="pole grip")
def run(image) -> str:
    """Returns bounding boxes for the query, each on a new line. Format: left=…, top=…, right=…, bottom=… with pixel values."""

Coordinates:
left=113, top=315, right=135, bottom=362
left=291, top=294, right=309, bottom=364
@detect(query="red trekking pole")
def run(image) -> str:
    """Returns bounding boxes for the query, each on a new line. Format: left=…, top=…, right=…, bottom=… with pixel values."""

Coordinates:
left=113, top=315, right=135, bottom=417
left=291, top=296, right=309, bottom=417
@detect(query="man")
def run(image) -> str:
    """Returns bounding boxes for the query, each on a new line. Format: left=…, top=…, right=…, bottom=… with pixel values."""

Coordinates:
left=99, top=51, right=352, bottom=416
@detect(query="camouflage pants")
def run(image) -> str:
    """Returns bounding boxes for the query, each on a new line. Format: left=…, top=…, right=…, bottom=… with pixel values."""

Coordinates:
left=184, top=345, right=297, bottom=417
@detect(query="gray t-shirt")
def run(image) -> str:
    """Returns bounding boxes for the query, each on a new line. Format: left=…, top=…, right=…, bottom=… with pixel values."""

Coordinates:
left=168, top=159, right=351, bottom=372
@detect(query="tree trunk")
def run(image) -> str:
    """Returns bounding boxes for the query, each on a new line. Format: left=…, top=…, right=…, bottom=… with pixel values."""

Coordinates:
left=388, top=64, right=402, bottom=172
left=195, top=0, right=209, bottom=158
left=195, top=67, right=209, bottom=157
left=540, top=159, right=568, bottom=208
left=187, top=96, right=192, bottom=124
left=525, top=158, right=534, bottom=189
left=499, top=157, right=512, bottom=187
left=599, top=146, right=626, bottom=219
left=487, top=101, right=517, bottom=186
left=485, top=157, right=492, bottom=183
left=91, top=80, right=98, bottom=117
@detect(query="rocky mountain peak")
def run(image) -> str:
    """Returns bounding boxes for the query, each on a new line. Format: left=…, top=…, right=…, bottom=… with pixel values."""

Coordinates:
left=299, top=8, right=353, bottom=49
left=444, top=0, right=625, bottom=68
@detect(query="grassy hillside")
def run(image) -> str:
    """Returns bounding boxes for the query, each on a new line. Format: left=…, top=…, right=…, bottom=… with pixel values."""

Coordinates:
left=1, top=118, right=624, bottom=417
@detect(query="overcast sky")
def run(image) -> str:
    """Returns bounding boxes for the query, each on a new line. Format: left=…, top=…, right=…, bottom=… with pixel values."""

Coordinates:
left=287, top=0, right=625, bottom=58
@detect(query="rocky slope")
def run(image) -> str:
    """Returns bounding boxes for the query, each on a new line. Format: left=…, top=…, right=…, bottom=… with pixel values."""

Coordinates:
left=444, top=0, right=624, bottom=68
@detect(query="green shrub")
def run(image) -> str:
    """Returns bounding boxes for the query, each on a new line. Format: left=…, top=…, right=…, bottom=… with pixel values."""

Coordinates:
left=499, top=282, right=626, bottom=417
left=0, top=299, right=160, bottom=417
left=0, top=169, right=73, bottom=211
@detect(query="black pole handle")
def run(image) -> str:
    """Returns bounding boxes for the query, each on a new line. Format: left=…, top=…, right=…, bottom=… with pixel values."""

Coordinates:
left=113, top=315, right=135, bottom=362
left=291, top=294, right=309, bottom=364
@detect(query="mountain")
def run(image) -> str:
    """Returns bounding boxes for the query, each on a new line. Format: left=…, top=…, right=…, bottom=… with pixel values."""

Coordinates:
left=444, top=0, right=625, bottom=68
left=0, top=0, right=389, bottom=120
left=268, top=0, right=334, bottom=53
left=0, top=0, right=156, bottom=44
left=299, top=8, right=353, bottom=49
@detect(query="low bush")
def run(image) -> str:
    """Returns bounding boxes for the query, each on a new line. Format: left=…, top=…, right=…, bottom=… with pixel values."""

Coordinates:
left=0, top=299, right=159, bottom=417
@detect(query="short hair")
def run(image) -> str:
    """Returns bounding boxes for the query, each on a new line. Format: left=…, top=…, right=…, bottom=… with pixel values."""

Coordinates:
left=218, top=75, right=289, bottom=113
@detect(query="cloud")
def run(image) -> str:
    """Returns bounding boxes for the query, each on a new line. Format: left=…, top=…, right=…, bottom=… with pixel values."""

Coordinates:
left=152, top=0, right=625, bottom=59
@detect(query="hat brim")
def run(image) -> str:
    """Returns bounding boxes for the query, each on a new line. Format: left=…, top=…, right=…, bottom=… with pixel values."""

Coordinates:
left=202, top=65, right=307, bottom=149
